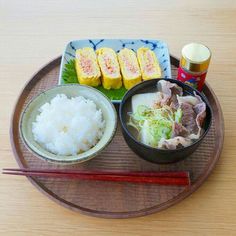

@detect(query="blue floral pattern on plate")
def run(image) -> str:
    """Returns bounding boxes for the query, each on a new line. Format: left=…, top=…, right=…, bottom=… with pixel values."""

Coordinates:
left=59, top=39, right=172, bottom=103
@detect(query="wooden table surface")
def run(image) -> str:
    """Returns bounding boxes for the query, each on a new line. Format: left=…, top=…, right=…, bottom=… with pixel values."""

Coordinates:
left=1, top=0, right=236, bottom=235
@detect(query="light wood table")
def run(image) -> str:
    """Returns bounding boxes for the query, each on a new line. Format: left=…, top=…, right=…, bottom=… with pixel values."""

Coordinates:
left=1, top=0, right=236, bottom=235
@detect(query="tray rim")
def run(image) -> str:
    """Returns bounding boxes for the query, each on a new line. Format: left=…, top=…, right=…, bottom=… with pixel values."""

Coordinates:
left=10, top=56, right=224, bottom=218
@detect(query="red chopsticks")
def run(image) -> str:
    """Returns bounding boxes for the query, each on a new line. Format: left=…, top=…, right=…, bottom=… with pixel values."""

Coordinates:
left=2, top=168, right=190, bottom=186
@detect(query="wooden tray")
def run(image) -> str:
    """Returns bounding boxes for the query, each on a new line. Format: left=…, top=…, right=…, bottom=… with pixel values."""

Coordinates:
left=10, top=56, right=224, bottom=218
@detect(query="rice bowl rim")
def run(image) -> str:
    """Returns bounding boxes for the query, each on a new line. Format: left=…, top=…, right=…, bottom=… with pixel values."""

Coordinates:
left=19, top=84, right=117, bottom=164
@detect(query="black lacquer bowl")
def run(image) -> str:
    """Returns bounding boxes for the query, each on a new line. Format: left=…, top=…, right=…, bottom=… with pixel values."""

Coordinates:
left=119, top=79, right=212, bottom=164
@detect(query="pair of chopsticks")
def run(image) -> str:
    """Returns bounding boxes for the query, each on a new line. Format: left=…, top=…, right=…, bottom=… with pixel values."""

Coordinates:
left=2, top=168, right=190, bottom=186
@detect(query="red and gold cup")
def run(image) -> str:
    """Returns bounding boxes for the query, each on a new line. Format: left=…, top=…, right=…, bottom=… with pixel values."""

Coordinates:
left=177, top=43, right=211, bottom=91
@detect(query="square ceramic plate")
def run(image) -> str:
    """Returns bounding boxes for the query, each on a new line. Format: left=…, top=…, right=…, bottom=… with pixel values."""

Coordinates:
left=59, top=39, right=172, bottom=103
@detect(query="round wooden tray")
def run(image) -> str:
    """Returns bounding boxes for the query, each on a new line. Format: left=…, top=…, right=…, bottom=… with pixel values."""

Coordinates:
left=10, top=56, right=224, bottom=218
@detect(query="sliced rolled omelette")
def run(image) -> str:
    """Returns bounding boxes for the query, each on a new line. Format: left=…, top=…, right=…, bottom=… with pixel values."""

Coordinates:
left=75, top=47, right=101, bottom=87
left=96, top=48, right=122, bottom=89
left=137, top=47, right=161, bottom=80
left=117, top=48, right=142, bottom=90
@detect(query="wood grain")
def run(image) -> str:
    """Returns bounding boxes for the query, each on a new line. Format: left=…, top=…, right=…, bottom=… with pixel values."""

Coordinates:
left=1, top=0, right=236, bottom=235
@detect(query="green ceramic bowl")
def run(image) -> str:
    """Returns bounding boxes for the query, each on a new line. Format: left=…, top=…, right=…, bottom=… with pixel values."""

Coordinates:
left=20, top=84, right=117, bottom=164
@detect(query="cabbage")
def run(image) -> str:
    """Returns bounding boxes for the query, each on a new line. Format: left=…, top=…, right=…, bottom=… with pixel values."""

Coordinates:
left=128, top=105, right=179, bottom=147
left=174, top=108, right=182, bottom=123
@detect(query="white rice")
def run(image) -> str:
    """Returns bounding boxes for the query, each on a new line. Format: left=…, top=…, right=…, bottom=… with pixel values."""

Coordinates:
left=32, top=94, right=105, bottom=156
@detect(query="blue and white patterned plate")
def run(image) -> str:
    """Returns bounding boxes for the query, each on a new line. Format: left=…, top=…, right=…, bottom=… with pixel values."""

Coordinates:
left=59, top=39, right=171, bottom=103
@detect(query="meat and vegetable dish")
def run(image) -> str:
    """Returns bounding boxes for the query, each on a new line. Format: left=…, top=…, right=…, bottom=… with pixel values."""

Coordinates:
left=128, top=80, right=207, bottom=149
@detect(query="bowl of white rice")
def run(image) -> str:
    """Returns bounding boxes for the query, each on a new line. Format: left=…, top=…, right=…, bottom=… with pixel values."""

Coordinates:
left=20, top=84, right=117, bottom=164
